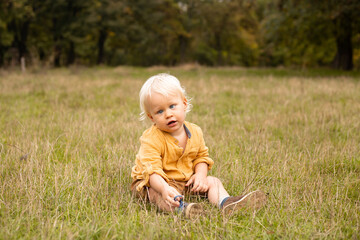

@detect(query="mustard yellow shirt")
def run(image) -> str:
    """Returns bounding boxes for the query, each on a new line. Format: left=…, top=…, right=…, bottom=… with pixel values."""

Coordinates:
left=131, top=121, right=214, bottom=191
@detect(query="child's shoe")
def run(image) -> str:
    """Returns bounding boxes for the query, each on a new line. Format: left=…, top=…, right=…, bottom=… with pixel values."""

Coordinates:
left=174, top=195, right=203, bottom=219
left=183, top=202, right=203, bottom=218
left=222, top=190, right=267, bottom=215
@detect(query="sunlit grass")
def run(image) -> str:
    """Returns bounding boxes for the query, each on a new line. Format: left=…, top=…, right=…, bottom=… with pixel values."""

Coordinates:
left=1, top=66, right=359, bottom=239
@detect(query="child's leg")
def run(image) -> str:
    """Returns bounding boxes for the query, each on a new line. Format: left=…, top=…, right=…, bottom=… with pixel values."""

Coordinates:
left=147, top=174, right=184, bottom=211
left=206, top=176, right=230, bottom=206
left=206, top=176, right=267, bottom=212
left=148, top=184, right=204, bottom=218
left=148, top=187, right=176, bottom=212
left=131, top=178, right=177, bottom=212
left=132, top=178, right=204, bottom=218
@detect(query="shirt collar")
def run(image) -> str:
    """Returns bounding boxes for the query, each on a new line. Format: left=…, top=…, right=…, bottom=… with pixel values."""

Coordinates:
left=184, top=123, right=192, bottom=138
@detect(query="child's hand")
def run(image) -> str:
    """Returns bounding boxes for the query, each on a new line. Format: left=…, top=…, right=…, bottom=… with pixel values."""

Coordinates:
left=161, top=185, right=182, bottom=208
left=186, top=173, right=209, bottom=193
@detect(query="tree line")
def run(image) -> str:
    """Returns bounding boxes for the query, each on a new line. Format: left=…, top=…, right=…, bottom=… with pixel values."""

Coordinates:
left=1, top=0, right=359, bottom=70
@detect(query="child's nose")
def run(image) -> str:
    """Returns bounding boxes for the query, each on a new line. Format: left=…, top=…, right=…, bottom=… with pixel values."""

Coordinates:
left=165, top=109, right=173, bottom=118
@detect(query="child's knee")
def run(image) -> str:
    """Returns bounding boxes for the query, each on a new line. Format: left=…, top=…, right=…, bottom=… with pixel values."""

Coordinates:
left=207, top=176, right=222, bottom=187
left=148, top=187, right=160, bottom=203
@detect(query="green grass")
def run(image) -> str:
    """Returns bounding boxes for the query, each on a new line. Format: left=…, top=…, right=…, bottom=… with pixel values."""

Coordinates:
left=1, top=66, right=359, bottom=239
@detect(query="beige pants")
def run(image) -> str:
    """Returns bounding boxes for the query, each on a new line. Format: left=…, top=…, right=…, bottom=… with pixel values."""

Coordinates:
left=131, top=179, right=206, bottom=201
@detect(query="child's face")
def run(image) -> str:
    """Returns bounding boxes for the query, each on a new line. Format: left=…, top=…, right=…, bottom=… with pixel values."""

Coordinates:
left=146, top=91, right=187, bottom=136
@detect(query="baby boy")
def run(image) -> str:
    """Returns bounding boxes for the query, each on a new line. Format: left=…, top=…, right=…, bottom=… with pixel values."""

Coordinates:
left=131, top=73, right=266, bottom=218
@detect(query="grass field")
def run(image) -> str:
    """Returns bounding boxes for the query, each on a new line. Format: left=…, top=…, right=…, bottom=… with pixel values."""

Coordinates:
left=1, top=66, right=359, bottom=239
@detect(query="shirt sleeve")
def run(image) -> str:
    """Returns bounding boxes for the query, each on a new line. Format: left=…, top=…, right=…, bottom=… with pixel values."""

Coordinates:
left=192, top=127, right=214, bottom=170
left=133, top=132, right=168, bottom=191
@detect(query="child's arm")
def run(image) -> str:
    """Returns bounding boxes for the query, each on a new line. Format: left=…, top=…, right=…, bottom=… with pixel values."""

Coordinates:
left=149, top=173, right=181, bottom=207
left=185, top=162, right=209, bottom=193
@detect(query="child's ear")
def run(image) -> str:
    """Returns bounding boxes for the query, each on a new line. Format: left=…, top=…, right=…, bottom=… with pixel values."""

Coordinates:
left=147, top=113, right=154, bottom=122
left=183, top=98, right=188, bottom=109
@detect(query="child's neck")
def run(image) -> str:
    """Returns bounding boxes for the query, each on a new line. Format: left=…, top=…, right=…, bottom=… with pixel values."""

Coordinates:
left=171, top=127, right=188, bottom=150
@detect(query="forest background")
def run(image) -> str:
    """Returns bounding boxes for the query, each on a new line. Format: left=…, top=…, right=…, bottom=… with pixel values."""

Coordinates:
left=1, top=0, right=360, bottom=70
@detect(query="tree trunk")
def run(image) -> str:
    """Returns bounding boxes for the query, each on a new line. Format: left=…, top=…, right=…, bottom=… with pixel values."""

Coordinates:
left=66, top=1, right=77, bottom=66
left=179, top=35, right=187, bottom=64
left=66, top=41, right=75, bottom=65
left=97, top=29, right=107, bottom=64
left=332, top=14, right=353, bottom=70
left=53, top=17, right=62, bottom=67
left=54, top=44, right=61, bottom=67
left=215, top=33, right=223, bottom=66
left=10, top=19, right=30, bottom=66
left=18, top=21, right=29, bottom=62
left=0, top=47, right=4, bottom=67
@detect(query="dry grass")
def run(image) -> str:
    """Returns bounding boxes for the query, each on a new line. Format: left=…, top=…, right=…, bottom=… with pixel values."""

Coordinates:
left=0, top=67, right=359, bottom=239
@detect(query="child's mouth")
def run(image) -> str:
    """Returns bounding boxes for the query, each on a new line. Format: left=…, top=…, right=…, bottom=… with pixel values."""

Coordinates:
left=168, top=120, right=177, bottom=126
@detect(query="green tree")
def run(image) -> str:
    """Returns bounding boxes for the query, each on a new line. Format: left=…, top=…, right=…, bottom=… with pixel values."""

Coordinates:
left=0, top=0, right=35, bottom=66
left=183, top=0, right=258, bottom=66
left=84, top=0, right=126, bottom=65
left=122, top=0, right=188, bottom=66
left=28, top=0, right=91, bottom=67
left=0, top=1, right=13, bottom=66
left=260, top=0, right=360, bottom=70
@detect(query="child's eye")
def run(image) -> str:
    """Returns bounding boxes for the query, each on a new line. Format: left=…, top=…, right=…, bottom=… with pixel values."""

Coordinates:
left=170, top=104, right=176, bottom=109
left=157, top=110, right=163, bottom=114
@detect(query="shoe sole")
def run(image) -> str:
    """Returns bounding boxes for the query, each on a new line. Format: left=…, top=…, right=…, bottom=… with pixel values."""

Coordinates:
left=184, top=203, right=204, bottom=219
left=223, top=190, right=267, bottom=215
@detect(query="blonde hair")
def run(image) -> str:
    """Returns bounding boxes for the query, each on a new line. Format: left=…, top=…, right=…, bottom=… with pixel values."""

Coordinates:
left=139, top=73, right=192, bottom=121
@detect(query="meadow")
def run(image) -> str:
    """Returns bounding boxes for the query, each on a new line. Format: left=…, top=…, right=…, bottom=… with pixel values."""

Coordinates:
left=0, top=66, right=359, bottom=239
